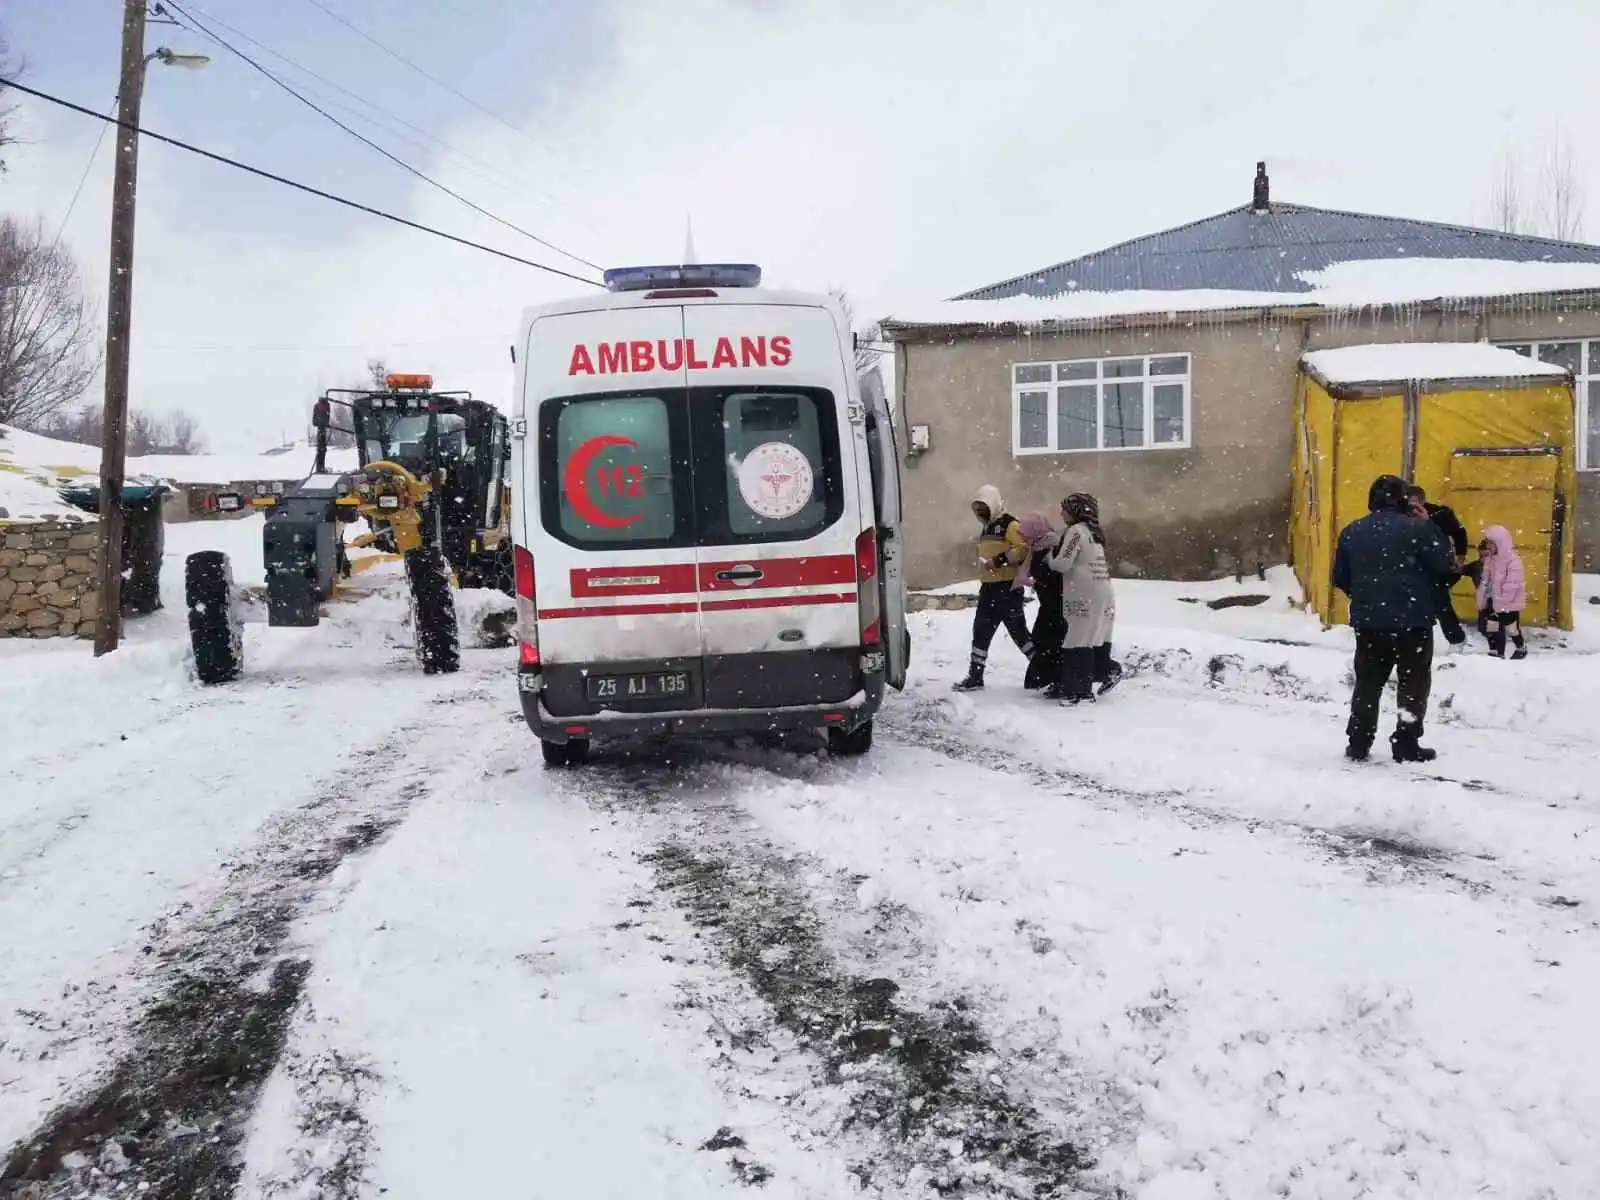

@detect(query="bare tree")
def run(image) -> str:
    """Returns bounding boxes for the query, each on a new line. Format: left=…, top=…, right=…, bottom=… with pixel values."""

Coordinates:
left=36, top=403, right=205, bottom=454
left=308, top=357, right=387, bottom=448
left=0, top=30, right=19, bottom=174
left=147, top=407, right=203, bottom=454
left=1489, top=151, right=1525, bottom=234
left=829, top=289, right=881, bottom=375
left=37, top=402, right=101, bottom=446
left=1484, top=131, right=1587, bottom=241
left=1535, top=132, right=1586, bottom=241
left=126, top=410, right=160, bottom=456
left=0, top=216, right=101, bottom=428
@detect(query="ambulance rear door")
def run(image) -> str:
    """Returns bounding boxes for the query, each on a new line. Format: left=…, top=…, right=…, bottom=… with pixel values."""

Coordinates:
left=682, top=301, right=867, bottom=710
left=523, top=304, right=701, bottom=681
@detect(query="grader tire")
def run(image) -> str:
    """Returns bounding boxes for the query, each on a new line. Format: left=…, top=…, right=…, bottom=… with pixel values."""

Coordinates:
left=185, top=550, right=243, bottom=685
left=405, top=546, right=460, bottom=675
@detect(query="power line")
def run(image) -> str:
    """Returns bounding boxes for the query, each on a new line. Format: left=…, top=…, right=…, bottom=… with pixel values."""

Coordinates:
left=160, top=0, right=603, bottom=276
left=1, top=78, right=603, bottom=288
left=296, top=0, right=544, bottom=147
left=167, top=1, right=565, bottom=210
left=146, top=334, right=506, bottom=353
left=52, top=110, right=111, bottom=243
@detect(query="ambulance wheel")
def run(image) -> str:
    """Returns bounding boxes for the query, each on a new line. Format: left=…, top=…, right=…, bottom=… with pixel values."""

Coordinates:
left=405, top=546, right=460, bottom=675
left=185, top=550, right=243, bottom=685
left=827, top=720, right=874, bottom=757
left=541, top=738, right=590, bottom=768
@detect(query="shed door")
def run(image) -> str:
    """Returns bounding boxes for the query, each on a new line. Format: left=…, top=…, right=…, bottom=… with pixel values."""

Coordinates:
left=1442, top=448, right=1563, bottom=627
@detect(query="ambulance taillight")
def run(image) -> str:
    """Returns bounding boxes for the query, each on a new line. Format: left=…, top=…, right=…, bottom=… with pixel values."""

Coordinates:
left=514, top=544, right=539, bottom=666
left=855, top=526, right=881, bottom=649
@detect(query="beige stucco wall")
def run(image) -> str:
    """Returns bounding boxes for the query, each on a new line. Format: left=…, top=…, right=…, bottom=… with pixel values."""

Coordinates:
left=896, top=303, right=1600, bottom=587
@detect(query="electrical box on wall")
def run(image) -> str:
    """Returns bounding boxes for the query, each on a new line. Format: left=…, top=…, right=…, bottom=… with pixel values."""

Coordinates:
left=908, top=424, right=931, bottom=455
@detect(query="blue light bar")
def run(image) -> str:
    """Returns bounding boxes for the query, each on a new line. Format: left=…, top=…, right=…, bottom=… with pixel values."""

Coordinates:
left=603, top=263, right=762, bottom=292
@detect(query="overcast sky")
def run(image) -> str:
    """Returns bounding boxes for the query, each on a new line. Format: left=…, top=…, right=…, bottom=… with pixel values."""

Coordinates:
left=6, top=0, right=1600, bottom=451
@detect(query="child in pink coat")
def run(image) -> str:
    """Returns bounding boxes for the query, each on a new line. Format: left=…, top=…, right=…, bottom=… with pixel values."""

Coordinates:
left=1475, top=525, right=1528, bottom=660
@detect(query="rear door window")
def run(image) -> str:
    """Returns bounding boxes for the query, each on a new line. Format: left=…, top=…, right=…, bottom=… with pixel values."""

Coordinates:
left=538, top=391, right=693, bottom=548
left=693, top=387, right=843, bottom=544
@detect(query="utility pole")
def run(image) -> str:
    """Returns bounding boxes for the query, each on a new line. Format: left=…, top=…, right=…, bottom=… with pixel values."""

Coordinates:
left=93, top=0, right=149, bottom=656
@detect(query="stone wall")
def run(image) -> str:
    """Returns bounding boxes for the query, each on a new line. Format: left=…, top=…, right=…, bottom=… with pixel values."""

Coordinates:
left=0, top=520, right=102, bottom=639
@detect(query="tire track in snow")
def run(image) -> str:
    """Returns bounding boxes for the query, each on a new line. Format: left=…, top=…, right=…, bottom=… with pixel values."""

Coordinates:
left=876, top=702, right=1540, bottom=904
left=0, top=683, right=498, bottom=1200
left=541, top=753, right=1110, bottom=1199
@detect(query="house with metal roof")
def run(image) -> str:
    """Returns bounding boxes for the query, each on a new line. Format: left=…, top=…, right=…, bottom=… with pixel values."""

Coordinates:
left=881, top=162, right=1600, bottom=587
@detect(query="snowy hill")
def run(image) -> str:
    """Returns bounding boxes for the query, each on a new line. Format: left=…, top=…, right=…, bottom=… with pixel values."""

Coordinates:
left=0, top=425, right=361, bottom=520
left=0, top=427, right=98, bottom=522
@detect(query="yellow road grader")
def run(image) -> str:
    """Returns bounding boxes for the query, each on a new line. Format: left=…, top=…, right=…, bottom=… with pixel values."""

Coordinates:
left=185, top=374, right=513, bottom=684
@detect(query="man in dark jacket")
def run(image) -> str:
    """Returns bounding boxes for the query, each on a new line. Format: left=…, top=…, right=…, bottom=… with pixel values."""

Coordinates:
left=1406, top=484, right=1468, bottom=645
left=1333, top=475, right=1456, bottom=763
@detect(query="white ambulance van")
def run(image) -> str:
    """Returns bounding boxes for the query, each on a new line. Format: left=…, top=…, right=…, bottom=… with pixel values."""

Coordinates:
left=510, top=263, right=908, bottom=766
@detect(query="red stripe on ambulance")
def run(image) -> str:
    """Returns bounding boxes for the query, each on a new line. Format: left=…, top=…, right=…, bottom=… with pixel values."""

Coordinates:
left=569, top=563, right=698, bottom=597
left=540, top=592, right=856, bottom=621
left=567, top=335, right=792, bottom=377
left=568, top=554, right=857, bottom=600
left=698, top=554, right=855, bottom=591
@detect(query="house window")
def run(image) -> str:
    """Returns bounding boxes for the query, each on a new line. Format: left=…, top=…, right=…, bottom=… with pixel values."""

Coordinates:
left=1494, top=340, right=1599, bottom=471
left=1011, top=354, right=1191, bottom=455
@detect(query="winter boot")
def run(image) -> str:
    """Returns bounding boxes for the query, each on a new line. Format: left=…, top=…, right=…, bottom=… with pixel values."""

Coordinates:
left=1390, top=730, right=1437, bottom=764
left=1096, top=662, right=1124, bottom=697
left=952, top=669, right=985, bottom=692
left=1511, top=644, right=1528, bottom=661
left=1345, top=740, right=1371, bottom=763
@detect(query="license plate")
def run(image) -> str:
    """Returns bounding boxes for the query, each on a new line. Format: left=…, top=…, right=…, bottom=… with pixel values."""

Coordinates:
left=586, top=671, right=692, bottom=702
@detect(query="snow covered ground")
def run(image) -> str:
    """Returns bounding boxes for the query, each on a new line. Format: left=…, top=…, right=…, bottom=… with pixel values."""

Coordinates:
left=3, top=546, right=1599, bottom=1198
left=0, top=423, right=358, bottom=504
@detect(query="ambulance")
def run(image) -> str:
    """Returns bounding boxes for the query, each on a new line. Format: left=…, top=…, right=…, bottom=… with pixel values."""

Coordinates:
left=509, top=263, right=908, bottom=766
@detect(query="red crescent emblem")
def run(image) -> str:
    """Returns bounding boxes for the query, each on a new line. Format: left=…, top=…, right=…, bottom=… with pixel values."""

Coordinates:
left=563, top=435, right=642, bottom=529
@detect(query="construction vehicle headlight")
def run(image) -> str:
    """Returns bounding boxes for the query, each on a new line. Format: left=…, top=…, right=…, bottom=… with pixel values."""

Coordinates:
left=377, top=494, right=401, bottom=510
left=215, top=492, right=243, bottom=512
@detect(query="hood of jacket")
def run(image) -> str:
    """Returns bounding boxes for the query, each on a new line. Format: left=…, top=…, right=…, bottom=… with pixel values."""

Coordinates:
left=1483, top=525, right=1516, bottom=557
left=973, top=484, right=1003, bottom=519
left=1016, top=511, right=1057, bottom=548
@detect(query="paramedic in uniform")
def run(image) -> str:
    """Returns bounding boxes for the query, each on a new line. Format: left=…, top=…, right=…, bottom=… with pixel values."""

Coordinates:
left=953, top=485, right=1033, bottom=691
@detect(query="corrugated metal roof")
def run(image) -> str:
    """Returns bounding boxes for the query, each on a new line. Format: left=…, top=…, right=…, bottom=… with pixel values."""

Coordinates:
left=957, top=202, right=1600, bottom=301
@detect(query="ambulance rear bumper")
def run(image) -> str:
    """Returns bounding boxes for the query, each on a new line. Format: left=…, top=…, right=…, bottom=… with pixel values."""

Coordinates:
left=518, top=672, right=883, bottom=745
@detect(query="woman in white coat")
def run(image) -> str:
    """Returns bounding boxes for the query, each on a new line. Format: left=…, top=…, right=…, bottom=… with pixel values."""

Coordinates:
left=1044, top=492, right=1117, bottom=703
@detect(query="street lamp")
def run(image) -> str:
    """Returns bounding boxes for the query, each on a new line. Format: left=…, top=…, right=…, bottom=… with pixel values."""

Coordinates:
left=93, top=0, right=208, bottom=656
left=151, top=48, right=211, bottom=70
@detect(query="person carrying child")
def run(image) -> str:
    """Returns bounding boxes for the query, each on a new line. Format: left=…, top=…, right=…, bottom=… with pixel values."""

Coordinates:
left=953, top=484, right=1034, bottom=691
left=1475, top=526, right=1529, bottom=660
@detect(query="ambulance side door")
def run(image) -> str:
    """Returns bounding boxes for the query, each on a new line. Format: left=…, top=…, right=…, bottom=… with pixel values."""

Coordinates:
left=862, top=371, right=908, bottom=688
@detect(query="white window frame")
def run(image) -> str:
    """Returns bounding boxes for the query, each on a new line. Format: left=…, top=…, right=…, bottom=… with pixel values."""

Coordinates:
left=1010, top=353, right=1192, bottom=456
left=1492, top=338, right=1598, bottom=471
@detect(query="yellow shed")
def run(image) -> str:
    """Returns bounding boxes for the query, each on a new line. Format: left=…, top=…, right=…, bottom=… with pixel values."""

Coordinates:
left=1290, top=342, right=1578, bottom=631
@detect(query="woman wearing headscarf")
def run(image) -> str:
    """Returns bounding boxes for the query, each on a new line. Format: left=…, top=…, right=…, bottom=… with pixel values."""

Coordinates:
left=1045, top=492, right=1119, bottom=703
left=1014, top=511, right=1065, bottom=690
